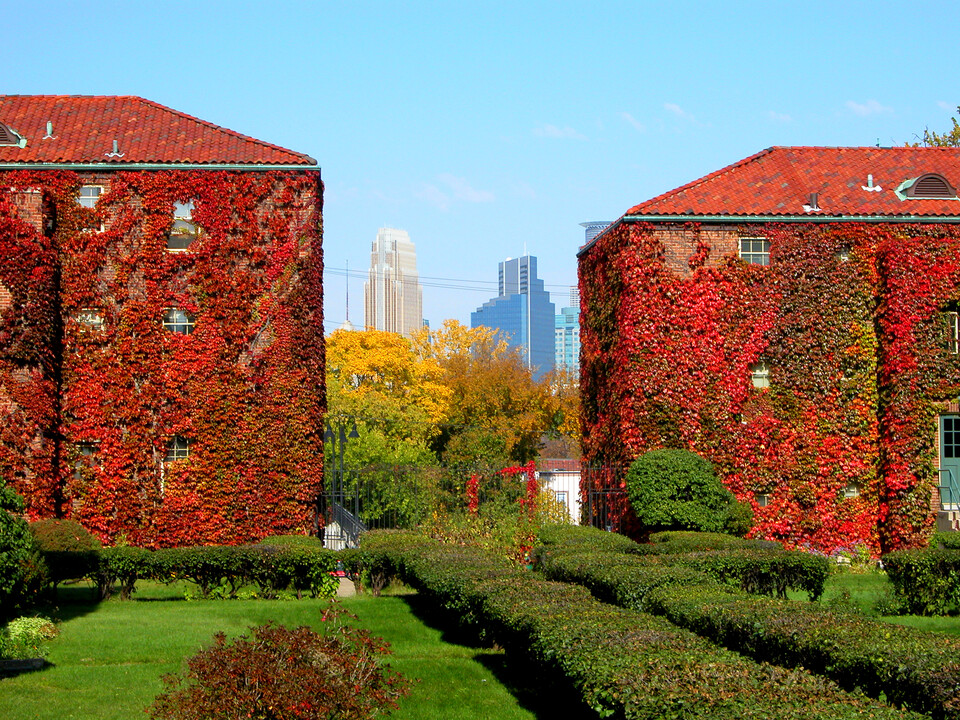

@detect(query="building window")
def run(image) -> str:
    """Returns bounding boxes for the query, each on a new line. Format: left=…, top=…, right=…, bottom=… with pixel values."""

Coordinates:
left=555, top=490, right=569, bottom=510
left=842, top=483, right=860, bottom=499
left=76, top=308, right=105, bottom=332
left=165, top=435, right=190, bottom=461
left=836, top=245, right=852, bottom=262
left=750, top=362, right=770, bottom=389
left=77, top=185, right=104, bottom=231
left=755, top=493, right=770, bottom=507
left=168, top=200, right=200, bottom=252
left=948, top=311, right=959, bottom=354
left=163, top=308, right=195, bottom=335
left=739, top=237, right=770, bottom=266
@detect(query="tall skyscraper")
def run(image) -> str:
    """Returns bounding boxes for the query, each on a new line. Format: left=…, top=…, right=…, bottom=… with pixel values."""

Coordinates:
left=364, top=227, right=423, bottom=338
left=555, top=285, right=580, bottom=374
left=471, top=255, right=555, bottom=380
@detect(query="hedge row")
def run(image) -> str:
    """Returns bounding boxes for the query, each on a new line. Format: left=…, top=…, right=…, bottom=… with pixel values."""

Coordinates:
left=931, top=532, right=960, bottom=550
left=884, top=547, right=960, bottom=615
left=41, top=540, right=339, bottom=600
left=538, top=525, right=829, bottom=599
left=536, top=526, right=960, bottom=720
left=359, top=530, right=918, bottom=720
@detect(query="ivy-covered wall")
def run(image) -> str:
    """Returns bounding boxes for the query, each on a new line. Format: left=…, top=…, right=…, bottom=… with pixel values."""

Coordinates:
left=0, top=169, right=324, bottom=547
left=579, top=220, right=960, bottom=553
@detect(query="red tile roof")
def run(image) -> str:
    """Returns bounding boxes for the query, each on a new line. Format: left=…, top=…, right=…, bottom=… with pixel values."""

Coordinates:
left=0, top=96, right=316, bottom=166
left=625, top=146, right=960, bottom=218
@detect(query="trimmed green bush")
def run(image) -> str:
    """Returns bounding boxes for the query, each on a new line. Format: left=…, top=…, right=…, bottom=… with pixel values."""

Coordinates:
left=647, top=530, right=780, bottom=552
left=536, top=524, right=960, bottom=720
left=930, top=532, right=960, bottom=550
left=625, top=449, right=753, bottom=535
left=0, top=616, right=58, bottom=660
left=884, top=548, right=960, bottom=615
left=360, top=531, right=920, bottom=720
left=0, top=483, right=47, bottom=620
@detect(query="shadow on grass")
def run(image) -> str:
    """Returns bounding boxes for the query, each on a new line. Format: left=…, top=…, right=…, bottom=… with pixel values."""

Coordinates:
left=399, top=594, right=596, bottom=720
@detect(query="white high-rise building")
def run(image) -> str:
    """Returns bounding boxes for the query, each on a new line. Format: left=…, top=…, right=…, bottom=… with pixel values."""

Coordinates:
left=364, top=228, right=423, bottom=338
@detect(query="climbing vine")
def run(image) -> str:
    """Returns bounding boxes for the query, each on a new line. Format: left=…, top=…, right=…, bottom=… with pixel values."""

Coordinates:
left=0, top=168, right=324, bottom=547
left=580, top=221, right=960, bottom=553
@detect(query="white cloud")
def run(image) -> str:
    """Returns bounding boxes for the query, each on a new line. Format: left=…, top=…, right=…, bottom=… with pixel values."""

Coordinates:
left=845, top=99, right=893, bottom=117
left=416, top=174, right=494, bottom=210
left=768, top=111, right=792, bottom=123
left=534, top=124, right=587, bottom=140
left=414, top=183, right=449, bottom=211
left=438, top=173, right=495, bottom=203
left=619, top=112, right=645, bottom=132
left=664, top=103, right=695, bottom=121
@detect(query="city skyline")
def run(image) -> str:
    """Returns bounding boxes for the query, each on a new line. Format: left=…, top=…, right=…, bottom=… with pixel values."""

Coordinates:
left=7, top=3, right=960, bottom=331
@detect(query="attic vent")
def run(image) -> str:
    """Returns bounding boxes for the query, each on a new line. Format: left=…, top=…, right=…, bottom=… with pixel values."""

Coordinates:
left=0, top=122, right=25, bottom=147
left=904, top=173, right=957, bottom=199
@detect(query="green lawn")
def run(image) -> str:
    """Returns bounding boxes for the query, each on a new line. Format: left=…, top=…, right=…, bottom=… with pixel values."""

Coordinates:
left=793, top=569, right=960, bottom=636
left=0, top=583, right=588, bottom=720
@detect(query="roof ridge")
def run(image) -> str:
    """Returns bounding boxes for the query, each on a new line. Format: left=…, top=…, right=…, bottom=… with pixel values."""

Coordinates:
left=627, top=147, right=776, bottom=214
left=131, top=96, right=314, bottom=164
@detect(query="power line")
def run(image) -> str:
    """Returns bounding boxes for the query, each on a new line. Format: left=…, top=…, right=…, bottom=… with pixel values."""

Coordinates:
left=323, top=265, right=577, bottom=293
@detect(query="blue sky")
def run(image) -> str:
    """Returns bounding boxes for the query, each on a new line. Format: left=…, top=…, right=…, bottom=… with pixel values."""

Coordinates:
left=6, top=1, right=959, bottom=330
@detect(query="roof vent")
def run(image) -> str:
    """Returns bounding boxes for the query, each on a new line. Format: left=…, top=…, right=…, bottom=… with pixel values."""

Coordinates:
left=0, top=122, right=26, bottom=148
left=902, top=173, right=957, bottom=199
left=802, top=192, right=822, bottom=213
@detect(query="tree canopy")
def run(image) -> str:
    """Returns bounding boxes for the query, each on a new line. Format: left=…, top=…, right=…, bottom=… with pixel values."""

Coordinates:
left=326, top=321, right=579, bottom=469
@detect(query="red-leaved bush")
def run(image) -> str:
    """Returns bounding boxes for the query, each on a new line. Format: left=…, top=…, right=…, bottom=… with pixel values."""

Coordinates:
left=149, top=607, right=409, bottom=720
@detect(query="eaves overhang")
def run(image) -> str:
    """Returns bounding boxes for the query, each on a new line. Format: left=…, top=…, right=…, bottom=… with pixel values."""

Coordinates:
left=576, top=213, right=960, bottom=258
left=0, top=162, right=319, bottom=172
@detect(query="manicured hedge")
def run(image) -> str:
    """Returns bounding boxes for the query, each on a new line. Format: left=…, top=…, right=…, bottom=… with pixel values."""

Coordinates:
left=930, top=531, right=960, bottom=550
left=883, top=547, right=960, bottom=615
left=538, top=526, right=828, bottom=599
left=42, top=544, right=340, bottom=601
left=536, top=525, right=960, bottom=720
left=360, top=530, right=919, bottom=720
left=647, top=530, right=782, bottom=552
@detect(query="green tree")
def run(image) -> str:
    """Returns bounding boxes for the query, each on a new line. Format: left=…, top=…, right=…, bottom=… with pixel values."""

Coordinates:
left=412, top=320, right=568, bottom=464
left=917, top=106, right=960, bottom=147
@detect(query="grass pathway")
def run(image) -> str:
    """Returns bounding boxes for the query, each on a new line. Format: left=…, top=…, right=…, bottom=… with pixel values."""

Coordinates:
left=0, top=584, right=576, bottom=720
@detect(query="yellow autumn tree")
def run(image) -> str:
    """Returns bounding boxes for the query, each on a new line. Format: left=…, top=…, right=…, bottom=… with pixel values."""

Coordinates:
left=326, top=329, right=451, bottom=465
left=411, top=320, right=579, bottom=465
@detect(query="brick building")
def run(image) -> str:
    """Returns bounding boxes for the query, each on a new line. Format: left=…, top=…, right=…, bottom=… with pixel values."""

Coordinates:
left=0, top=96, right=324, bottom=546
left=578, top=146, right=960, bottom=552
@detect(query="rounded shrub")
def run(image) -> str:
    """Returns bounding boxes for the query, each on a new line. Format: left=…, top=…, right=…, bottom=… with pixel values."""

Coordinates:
left=625, top=449, right=753, bottom=535
left=29, top=519, right=101, bottom=552
left=150, top=613, right=409, bottom=720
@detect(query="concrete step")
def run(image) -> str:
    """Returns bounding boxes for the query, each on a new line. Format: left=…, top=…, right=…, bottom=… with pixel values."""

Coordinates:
left=937, top=509, right=960, bottom=532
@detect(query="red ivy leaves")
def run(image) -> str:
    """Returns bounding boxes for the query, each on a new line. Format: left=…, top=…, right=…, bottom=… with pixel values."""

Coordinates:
left=0, top=169, right=324, bottom=547
left=580, top=221, right=960, bottom=553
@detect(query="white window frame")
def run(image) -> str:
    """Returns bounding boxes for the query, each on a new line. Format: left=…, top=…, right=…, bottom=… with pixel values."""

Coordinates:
left=163, top=308, right=195, bottom=335
left=739, top=237, right=770, bottom=266
left=949, top=311, right=959, bottom=354
left=165, top=435, right=191, bottom=462
left=168, top=200, right=200, bottom=252
left=77, top=185, right=104, bottom=232
left=750, top=361, right=770, bottom=389
left=76, top=308, right=105, bottom=332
